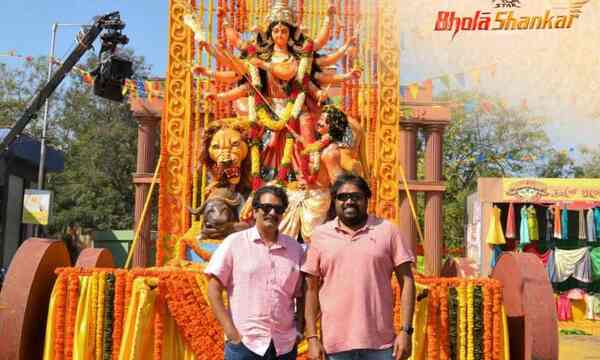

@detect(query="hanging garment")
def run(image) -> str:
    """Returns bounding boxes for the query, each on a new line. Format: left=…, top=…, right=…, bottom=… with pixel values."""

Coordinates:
left=527, top=205, right=539, bottom=241
left=554, top=247, right=592, bottom=283
left=587, top=208, right=596, bottom=242
left=486, top=207, right=506, bottom=245
left=590, top=247, right=600, bottom=282
left=595, top=208, right=600, bottom=241
left=578, top=209, right=587, bottom=240
left=520, top=205, right=530, bottom=246
left=506, top=203, right=516, bottom=239
left=556, top=293, right=573, bottom=321
left=554, top=206, right=562, bottom=239
left=546, top=249, right=557, bottom=282
left=490, top=245, right=503, bottom=269
left=584, top=294, right=600, bottom=320
left=545, top=207, right=555, bottom=246
left=561, top=207, right=569, bottom=241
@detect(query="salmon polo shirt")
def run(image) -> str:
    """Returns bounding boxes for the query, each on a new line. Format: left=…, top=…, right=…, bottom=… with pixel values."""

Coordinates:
left=204, top=227, right=304, bottom=356
left=301, top=216, right=415, bottom=354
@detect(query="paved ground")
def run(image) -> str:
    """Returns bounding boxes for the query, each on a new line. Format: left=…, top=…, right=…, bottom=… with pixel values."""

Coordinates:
left=560, top=335, right=600, bottom=359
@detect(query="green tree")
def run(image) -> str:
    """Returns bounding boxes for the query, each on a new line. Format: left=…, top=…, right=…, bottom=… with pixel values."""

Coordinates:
left=437, top=90, right=551, bottom=248
left=537, top=150, right=583, bottom=178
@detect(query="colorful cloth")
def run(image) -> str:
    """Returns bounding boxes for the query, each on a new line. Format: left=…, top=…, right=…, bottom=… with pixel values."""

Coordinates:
left=546, top=249, right=557, bottom=282
left=486, top=207, right=506, bottom=245
left=578, top=209, right=587, bottom=240
left=490, top=245, right=503, bottom=269
left=556, top=293, right=573, bottom=321
left=554, top=206, right=562, bottom=239
left=527, top=205, right=539, bottom=241
left=553, top=247, right=592, bottom=283
left=506, top=203, right=516, bottom=239
left=561, top=207, right=569, bottom=240
left=590, top=247, right=600, bottom=281
left=545, top=207, right=555, bottom=246
left=595, top=208, right=600, bottom=241
left=587, top=209, right=596, bottom=242
left=584, top=294, right=600, bottom=320
left=519, top=205, right=530, bottom=246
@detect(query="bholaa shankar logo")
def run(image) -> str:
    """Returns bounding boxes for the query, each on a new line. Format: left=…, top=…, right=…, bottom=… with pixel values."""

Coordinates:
left=434, top=0, right=588, bottom=39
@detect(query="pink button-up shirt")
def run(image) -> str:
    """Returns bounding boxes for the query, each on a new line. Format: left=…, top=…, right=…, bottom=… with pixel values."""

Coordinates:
left=301, top=216, right=415, bottom=354
left=205, top=227, right=304, bottom=356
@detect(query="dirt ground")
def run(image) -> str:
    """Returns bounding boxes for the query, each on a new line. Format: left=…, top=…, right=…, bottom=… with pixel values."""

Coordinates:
left=560, top=335, right=600, bottom=359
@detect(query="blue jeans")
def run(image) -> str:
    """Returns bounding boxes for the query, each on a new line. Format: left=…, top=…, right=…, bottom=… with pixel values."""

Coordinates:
left=224, top=341, right=297, bottom=360
left=327, top=347, right=394, bottom=360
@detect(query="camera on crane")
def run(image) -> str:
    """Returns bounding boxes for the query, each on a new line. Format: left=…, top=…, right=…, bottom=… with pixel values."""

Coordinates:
left=91, top=13, right=133, bottom=102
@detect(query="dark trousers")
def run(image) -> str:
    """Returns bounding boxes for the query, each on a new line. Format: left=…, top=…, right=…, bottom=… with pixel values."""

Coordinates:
left=224, top=341, right=297, bottom=360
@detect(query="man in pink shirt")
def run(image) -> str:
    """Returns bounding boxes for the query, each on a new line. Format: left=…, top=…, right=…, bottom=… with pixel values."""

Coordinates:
left=302, top=174, right=416, bottom=360
left=205, top=186, right=304, bottom=360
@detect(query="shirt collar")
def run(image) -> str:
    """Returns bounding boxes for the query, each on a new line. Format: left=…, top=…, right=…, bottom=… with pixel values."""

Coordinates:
left=249, top=226, right=287, bottom=249
left=334, top=215, right=376, bottom=234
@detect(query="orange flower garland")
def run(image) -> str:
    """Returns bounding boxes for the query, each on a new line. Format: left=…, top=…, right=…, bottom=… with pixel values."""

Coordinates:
left=491, top=282, right=502, bottom=360
left=483, top=282, right=493, bottom=360
left=64, top=272, right=79, bottom=360
left=439, top=280, right=450, bottom=360
left=53, top=273, right=68, bottom=360
left=112, top=270, right=126, bottom=360
left=160, top=272, right=224, bottom=359
left=426, top=283, right=438, bottom=360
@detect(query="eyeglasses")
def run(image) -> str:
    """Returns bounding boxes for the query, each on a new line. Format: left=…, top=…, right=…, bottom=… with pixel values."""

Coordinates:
left=254, top=203, right=286, bottom=215
left=335, top=192, right=365, bottom=202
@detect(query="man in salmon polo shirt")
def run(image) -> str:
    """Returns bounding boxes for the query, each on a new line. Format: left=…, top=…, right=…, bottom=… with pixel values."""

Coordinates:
left=302, top=174, right=416, bottom=360
left=205, top=185, right=304, bottom=360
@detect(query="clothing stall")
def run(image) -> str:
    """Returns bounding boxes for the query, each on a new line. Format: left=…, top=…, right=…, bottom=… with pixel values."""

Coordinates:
left=466, top=178, right=600, bottom=322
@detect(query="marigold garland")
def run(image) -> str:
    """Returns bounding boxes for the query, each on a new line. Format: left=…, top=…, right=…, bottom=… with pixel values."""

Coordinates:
left=439, top=280, right=450, bottom=360
left=483, top=282, right=493, bottom=360
left=103, top=273, right=115, bottom=360
left=492, top=283, right=503, bottom=360
left=88, top=273, right=98, bottom=357
left=64, top=272, right=79, bottom=360
left=448, top=287, right=458, bottom=360
left=96, top=272, right=106, bottom=360
left=112, top=271, right=126, bottom=360
left=458, top=283, right=467, bottom=360
left=467, top=283, right=475, bottom=360
left=473, top=286, right=484, bottom=360
left=426, top=283, right=438, bottom=359
left=53, top=273, right=68, bottom=360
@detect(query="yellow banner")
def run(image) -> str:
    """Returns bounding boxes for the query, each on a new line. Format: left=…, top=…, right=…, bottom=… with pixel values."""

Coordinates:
left=502, top=178, right=600, bottom=202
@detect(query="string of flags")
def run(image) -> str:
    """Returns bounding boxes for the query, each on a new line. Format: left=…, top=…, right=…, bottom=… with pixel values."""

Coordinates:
left=2, top=50, right=165, bottom=100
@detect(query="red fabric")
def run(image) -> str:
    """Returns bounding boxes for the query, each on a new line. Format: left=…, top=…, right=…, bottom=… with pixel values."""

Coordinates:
left=557, top=293, right=573, bottom=321
left=506, top=202, right=516, bottom=238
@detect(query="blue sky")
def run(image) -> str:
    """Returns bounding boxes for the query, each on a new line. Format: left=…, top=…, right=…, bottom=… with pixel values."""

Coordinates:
left=2, top=1, right=599, bottom=156
left=1, top=1, right=169, bottom=76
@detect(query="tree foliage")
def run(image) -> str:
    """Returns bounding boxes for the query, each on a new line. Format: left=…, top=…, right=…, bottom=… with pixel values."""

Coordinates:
left=1, top=51, right=152, bottom=235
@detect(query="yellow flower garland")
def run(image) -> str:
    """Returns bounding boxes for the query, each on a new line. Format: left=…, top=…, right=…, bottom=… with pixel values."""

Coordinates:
left=256, top=103, right=294, bottom=131
left=281, top=136, right=294, bottom=167
left=250, top=144, right=260, bottom=176
left=458, top=283, right=467, bottom=360
left=467, top=283, right=475, bottom=360
left=89, top=273, right=98, bottom=355
left=96, top=272, right=106, bottom=360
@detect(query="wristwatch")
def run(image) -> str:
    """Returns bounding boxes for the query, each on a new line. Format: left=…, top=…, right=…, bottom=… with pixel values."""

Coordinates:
left=400, top=325, right=414, bottom=335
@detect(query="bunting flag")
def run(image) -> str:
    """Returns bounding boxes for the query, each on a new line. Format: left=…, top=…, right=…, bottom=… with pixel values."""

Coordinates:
left=455, top=73, right=466, bottom=88
left=521, top=99, right=528, bottom=110
left=2, top=51, right=165, bottom=100
left=408, top=83, right=419, bottom=100
left=470, top=68, right=481, bottom=86
left=480, top=100, right=493, bottom=113
left=400, top=85, right=407, bottom=98
left=464, top=100, right=477, bottom=113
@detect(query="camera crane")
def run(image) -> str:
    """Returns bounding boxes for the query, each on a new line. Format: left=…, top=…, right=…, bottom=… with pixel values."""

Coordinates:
left=0, top=11, right=131, bottom=153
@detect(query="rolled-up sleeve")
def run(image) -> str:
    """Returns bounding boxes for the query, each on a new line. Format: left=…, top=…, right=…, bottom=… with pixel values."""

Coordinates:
left=390, top=226, right=415, bottom=267
left=204, top=235, right=234, bottom=287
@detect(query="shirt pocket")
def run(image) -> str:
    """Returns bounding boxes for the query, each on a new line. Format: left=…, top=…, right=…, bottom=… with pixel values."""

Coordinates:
left=277, top=259, right=301, bottom=296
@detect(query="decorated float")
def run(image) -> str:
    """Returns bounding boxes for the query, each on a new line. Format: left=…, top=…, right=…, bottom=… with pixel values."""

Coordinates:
left=0, top=1, right=559, bottom=359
